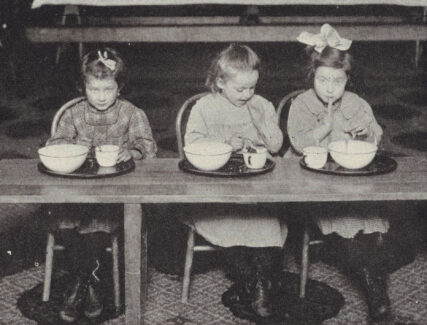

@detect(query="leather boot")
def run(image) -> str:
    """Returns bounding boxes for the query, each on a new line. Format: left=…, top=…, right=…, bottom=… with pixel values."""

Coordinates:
left=222, top=247, right=253, bottom=306
left=249, top=247, right=281, bottom=318
left=59, top=276, right=86, bottom=323
left=249, top=269, right=273, bottom=317
left=357, top=267, right=391, bottom=322
left=84, top=259, right=104, bottom=319
left=340, top=233, right=392, bottom=322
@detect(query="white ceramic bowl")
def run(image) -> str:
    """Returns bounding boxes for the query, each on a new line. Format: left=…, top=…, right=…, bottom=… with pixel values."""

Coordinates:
left=184, top=142, right=232, bottom=171
left=328, top=140, right=377, bottom=169
left=38, top=144, right=89, bottom=173
left=95, top=145, right=120, bottom=167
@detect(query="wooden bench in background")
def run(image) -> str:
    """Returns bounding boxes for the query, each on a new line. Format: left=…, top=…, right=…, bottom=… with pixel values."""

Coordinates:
left=26, top=1, right=427, bottom=66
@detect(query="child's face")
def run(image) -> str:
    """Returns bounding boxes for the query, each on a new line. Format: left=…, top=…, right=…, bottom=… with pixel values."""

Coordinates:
left=216, top=69, right=259, bottom=107
left=313, top=66, right=347, bottom=104
left=85, top=75, right=119, bottom=111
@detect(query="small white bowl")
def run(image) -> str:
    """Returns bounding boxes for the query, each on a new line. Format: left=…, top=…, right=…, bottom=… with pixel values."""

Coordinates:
left=95, top=145, right=120, bottom=167
left=184, top=142, right=232, bottom=171
left=328, top=140, right=377, bottom=169
left=39, top=144, right=89, bottom=173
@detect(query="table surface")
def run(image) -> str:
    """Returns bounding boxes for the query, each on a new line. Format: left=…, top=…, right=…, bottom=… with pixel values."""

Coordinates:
left=2, top=156, right=426, bottom=325
left=31, top=0, right=427, bottom=9
left=1, top=157, right=427, bottom=204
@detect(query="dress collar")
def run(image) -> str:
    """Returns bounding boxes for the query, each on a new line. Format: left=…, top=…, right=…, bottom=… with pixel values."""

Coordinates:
left=84, top=99, right=121, bottom=125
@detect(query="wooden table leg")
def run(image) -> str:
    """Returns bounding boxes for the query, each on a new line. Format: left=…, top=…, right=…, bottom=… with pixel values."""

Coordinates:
left=124, top=203, right=147, bottom=325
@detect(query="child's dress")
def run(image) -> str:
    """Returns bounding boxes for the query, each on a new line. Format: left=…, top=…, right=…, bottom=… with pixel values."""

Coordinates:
left=184, top=93, right=287, bottom=247
left=287, top=89, right=389, bottom=238
left=47, top=98, right=157, bottom=234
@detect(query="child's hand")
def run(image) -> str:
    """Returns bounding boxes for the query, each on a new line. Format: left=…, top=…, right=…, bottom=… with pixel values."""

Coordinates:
left=348, top=125, right=369, bottom=137
left=228, top=135, right=245, bottom=151
left=117, top=148, right=132, bottom=163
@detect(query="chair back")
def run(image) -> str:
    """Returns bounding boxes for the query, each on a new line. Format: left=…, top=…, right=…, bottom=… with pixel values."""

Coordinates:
left=50, top=97, right=85, bottom=136
left=175, top=92, right=209, bottom=160
left=276, top=89, right=305, bottom=157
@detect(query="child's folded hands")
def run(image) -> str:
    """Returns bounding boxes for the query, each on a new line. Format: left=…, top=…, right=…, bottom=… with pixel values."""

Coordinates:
left=228, top=135, right=245, bottom=152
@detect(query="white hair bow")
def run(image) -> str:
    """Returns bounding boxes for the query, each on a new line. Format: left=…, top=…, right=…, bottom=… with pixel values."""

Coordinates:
left=297, top=24, right=352, bottom=53
left=98, top=50, right=117, bottom=71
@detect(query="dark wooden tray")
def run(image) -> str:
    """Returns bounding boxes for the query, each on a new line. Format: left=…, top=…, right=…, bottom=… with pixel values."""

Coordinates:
left=179, top=154, right=275, bottom=177
left=38, top=158, right=135, bottom=179
left=300, top=155, right=397, bottom=176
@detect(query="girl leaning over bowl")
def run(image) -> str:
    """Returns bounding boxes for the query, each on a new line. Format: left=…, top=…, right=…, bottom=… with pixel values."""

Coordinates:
left=183, top=44, right=285, bottom=317
left=286, top=24, right=408, bottom=323
left=44, top=48, right=157, bottom=322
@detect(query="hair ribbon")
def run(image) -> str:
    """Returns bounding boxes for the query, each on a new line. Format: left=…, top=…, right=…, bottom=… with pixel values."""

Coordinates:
left=297, top=24, right=352, bottom=53
left=98, top=50, right=116, bottom=71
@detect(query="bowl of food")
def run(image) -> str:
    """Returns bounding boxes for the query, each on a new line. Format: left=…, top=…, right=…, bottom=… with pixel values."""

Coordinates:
left=328, top=140, right=377, bottom=169
left=183, top=142, right=232, bottom=171
left=38, top=144, right=89, bottom=173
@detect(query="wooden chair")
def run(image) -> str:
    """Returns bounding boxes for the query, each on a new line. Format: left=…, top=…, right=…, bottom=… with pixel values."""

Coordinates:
left=175, top=92, right=215, bottom=303
left=277, top=89, right=324, bottom=298
left=42, top=97, right=121, bottom=312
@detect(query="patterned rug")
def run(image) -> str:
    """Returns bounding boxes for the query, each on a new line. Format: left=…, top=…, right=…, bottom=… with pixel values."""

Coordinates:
left=0, top=248, right=426, bottom=325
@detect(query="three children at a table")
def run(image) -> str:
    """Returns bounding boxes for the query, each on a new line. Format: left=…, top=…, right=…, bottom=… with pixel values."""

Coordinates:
left=43, top=25, right=404, bottom=323
left=45, top=48, right=157, bottom=322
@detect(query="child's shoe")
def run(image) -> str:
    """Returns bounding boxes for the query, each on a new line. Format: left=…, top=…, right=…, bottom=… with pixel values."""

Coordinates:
left=83, top=259, right=104, bottom=319
left=59, top=276, right=85, bottom=323
left=358, top=267, right=391, bottom=322
left=84, top=283, right=104, bottom=319
left=250, top=273, right=273, bottom=318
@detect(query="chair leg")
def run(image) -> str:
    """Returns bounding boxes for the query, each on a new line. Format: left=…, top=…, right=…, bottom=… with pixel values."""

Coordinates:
left=181, top=227, right=195, bottom=303
left=42, top=232, right=55, bottom=302
left=299, top=225, right=310, bottom=299
left=111, top=233, right=121, bottom=313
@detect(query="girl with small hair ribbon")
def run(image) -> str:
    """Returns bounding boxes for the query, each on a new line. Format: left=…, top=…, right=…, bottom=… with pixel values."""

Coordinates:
left=45, top=47, right=157, bottom=323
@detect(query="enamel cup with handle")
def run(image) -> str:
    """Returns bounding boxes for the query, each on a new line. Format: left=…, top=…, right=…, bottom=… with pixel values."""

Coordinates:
left=95, top=145, right=120, bottom=167
left=243, top=147, right=267, bottom=169
left=303, top=146, right=328, bottom=169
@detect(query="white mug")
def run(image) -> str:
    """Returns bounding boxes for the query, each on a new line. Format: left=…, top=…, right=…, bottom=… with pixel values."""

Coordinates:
left=243, top=147, right=267, bottom=169
left=95, top=145, right=120, bottom=167
left=303, top=146, right=328, bottom=169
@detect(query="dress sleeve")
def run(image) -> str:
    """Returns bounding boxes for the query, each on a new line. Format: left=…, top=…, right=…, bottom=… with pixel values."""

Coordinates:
left=128, top=108, right=157, bottom=159
left=250, top=98, right=283, bottom=154
left=287, top=97, right=319, bottom=154
left=184, top=98, right=225, bottom=145
left=46, top=110, right=78, bottom=145
left=348, top=98, right=383, bottom=143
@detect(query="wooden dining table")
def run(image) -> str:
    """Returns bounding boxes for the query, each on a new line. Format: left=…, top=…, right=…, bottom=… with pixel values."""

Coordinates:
left=1, top=156, right=426, bottom=325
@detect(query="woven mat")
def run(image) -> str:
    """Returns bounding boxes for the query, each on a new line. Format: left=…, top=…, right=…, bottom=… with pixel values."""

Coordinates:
left=222, top=271, right=345, bottom=325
